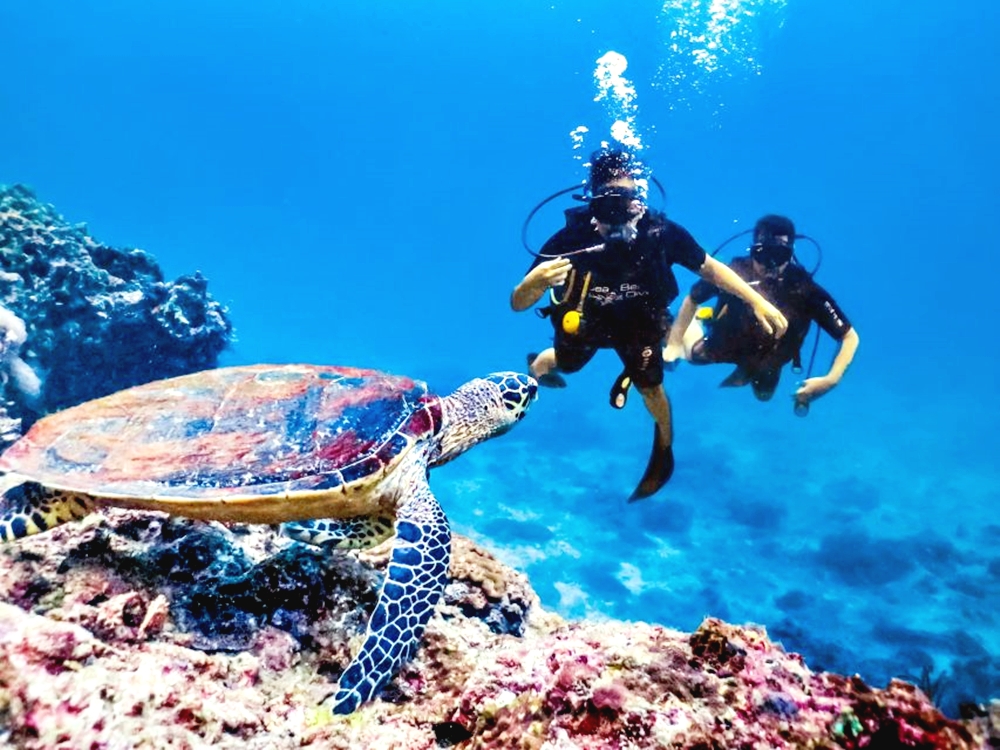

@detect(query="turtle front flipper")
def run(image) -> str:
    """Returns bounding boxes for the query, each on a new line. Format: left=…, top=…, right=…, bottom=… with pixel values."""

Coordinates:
left=327, top=480, right=451, bottom=715
left=0, top=474, right=95, bottom=542
left=281, top=516, right=395, bottom=551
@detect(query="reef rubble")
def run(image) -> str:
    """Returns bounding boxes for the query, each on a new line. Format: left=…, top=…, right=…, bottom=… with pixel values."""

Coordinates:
left=0, top=510, right=993, bottom=749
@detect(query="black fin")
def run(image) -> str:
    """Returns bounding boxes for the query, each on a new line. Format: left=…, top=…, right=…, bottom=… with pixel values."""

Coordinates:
left=719, top=366, right=751, bottom=388
left=537, top=372, right=567, bottom=388
left=609, top=370, right=631, bottom=409
left=629, top=424, right=675, bottom=501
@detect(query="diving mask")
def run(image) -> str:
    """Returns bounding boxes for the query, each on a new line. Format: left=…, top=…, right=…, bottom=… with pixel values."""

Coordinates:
left=590, top=190, right=644, bottom=244
left=750, top=239, right=793, bottom=269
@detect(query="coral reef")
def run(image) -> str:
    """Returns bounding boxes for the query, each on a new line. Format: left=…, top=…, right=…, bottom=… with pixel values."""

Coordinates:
left=0, top=509, right=992, bottom=749
left=0, top=184, right=233, bottom=446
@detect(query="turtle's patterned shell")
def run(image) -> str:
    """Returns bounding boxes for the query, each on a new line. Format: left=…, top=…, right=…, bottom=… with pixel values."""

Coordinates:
left=0, top=365, right=443, bottom=501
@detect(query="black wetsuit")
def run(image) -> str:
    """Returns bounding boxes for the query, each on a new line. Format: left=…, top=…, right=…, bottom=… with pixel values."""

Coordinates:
left=529, top=207, right=706, bottom=388
left=688, top=255, right=852, bottom=395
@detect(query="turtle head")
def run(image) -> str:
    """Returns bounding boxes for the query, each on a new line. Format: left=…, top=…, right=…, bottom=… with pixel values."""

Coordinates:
left=433, top=372, right=537, bottom=466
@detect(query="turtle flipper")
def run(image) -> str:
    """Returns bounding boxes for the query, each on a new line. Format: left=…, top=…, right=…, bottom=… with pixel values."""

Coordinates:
left=0, top=475, right=95, bottom=542
left=281, top=516, right=395, bottom=550
left=327, top=480, right=451, bottom=715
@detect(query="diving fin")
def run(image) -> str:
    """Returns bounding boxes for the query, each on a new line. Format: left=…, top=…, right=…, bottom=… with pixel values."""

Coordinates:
left=629, top=424, right=675, bottom=501
left=719, top=365, right=751, bottom=388
left=609, top=370, right=631, bottom=409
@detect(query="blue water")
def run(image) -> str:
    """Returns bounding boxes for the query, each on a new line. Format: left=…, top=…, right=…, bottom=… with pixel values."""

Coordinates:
left=4, top=0, right=998, bottom=714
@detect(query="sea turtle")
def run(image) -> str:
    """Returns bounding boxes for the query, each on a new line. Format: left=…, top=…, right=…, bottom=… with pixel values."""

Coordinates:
left=0, top=363, right=537, bottom=714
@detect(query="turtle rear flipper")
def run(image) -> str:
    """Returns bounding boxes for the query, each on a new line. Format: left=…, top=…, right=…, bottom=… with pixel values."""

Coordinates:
left=328, top=478, right=451, bottom=715
left=629, top=425, right=675, bottom=501
left=0, top=475, right=95, bottom=541
left=282, top=516, right=396, bottom=551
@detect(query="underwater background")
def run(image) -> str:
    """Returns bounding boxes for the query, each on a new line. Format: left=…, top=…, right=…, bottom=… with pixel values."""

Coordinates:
left=3, top=0, right=997, bottom=715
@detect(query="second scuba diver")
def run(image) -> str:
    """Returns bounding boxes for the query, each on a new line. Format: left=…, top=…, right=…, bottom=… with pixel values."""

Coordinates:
left=511, top=148, right=788, bottom=499
left=664, top=214, right=859, bottom=413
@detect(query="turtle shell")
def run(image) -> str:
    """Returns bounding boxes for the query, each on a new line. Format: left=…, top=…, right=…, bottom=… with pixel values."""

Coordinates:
left=0, top=365, right=443, bottom=516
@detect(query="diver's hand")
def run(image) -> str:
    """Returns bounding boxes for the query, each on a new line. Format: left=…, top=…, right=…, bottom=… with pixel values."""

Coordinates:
left=662, top=342, right=684, bottom=370
left=511, top=257, right=573, bottom=311
left=527, top=257, right=572, bottom=291
left=752, top=300, right=788, bottom=338
left=795, top=375, right=836, bottom=404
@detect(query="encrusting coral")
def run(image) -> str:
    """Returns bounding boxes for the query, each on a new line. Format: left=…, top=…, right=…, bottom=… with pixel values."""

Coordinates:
left=0, top=509, right=992, bottom=749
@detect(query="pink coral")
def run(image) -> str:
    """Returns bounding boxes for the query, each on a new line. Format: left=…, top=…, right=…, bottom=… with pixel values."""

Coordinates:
left=0, top=511, right=991, bottom=749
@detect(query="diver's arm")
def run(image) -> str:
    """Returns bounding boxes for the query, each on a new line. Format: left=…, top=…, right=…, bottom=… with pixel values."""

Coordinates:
left=697, top=256, right=788, bottom=338
left=510, top=257, right=572, bottom=311
left=795, top=327, right=859, bottom=403
left=826, top=326, right=859, bottom=382
left=667, top=295, right=698, bottom=348
left=663, top=294, right=698, bottom=363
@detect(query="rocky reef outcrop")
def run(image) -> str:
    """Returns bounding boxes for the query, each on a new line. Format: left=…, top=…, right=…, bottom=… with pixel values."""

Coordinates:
left=0, top=510, right=993, bottom=749
left=0, top=184, right=234, bottom=446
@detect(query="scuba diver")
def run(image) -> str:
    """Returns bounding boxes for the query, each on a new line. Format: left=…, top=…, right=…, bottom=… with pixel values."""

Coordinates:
left=663, top=214, right=860, bottom=412
left=511, top=147, right=788, bottom=500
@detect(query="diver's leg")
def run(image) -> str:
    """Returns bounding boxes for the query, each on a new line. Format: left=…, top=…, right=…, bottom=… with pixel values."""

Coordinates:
left=618, top=338, right=671, bottom=445
left=530, top=336, right=597, bottom=388
left=527, top=349, right=566, bottom=388
left=688, top=329, right=748, bottom=386
left=750, top=368, right=781, bottom=401
left=623, top=336, right=675, bottom=499
left=681, top=318, right=706, bottom=360
left=636, top=384, right=673, bottom=448
left=688, top=338, right=723, bottom=366
left=630, top=384, right=676, bottom=500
